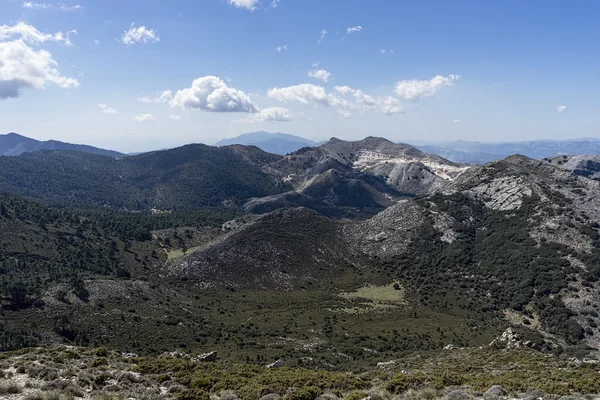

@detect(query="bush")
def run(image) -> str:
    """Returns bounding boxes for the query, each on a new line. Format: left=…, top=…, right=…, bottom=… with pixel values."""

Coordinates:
left=286, top=386, right=323, bottom=400
left=0, top=380, right=22, bottom=394
left=385, top=374, right=428, bottom=394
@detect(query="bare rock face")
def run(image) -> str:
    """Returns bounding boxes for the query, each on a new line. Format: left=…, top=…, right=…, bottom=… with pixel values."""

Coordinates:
left=266, top=359, right=286, bottom=368
left=197, top=351, right=217, bottom=362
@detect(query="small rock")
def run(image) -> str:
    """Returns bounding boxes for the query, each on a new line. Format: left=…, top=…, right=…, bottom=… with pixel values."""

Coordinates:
left=197, top=351, right=217, bottom=362
left=485, top=385, right=508, bottom=397
left=259, top=394, right=281, bottom=400
left=446, top=389, right=472, bottom=400
left=220, top=393, right=239, bottom=400
left=523, top=389, right=548, bottom=399
left=266, top=359, right=286, bottom=368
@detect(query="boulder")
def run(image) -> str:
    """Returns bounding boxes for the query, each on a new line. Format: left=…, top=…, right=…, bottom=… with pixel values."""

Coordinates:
left=485, top=385, right=508, bottom=397
left=446, top=389, right=472, bottom=400
left=266, top=359, right=286, bottom=368
left=197, top=351, right=217, bottom=362
left=259, top=394, right=281, bottom=400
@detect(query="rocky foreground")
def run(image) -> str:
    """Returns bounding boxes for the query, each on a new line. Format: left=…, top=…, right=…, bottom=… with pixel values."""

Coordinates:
left=1, top=346, right=600, bottom=400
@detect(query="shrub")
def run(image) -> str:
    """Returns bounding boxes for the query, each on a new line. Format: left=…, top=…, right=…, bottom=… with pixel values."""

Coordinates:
left=385, top=374, right=428, bottom=394
left=0, top=380, right=22, bottom=394
left=286, top=386, right=323, bottom=400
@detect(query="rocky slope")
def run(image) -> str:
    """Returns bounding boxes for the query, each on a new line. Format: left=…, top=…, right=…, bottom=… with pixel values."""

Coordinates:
left=169, top=153, right=600, bottom=350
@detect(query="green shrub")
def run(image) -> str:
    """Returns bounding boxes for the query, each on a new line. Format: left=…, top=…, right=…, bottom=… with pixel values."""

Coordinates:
left=385, top=374, right=428, bottom=394
left=286, top=386, right=323, bottom=400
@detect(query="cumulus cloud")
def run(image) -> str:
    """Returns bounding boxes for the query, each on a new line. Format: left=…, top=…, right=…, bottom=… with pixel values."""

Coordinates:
left=169, top=114, right=182, bottom=120
left=394, top=74, right=460, bottom=101
left=169, top=76, right=258, bottom=113
left=276, top=44, right=287, bottom=52
left=268, top=84, right=345, bottom=108
left=347, top=26, right=362, bottom=34
left=0, top=36, right=79, bottom=99
left=97, top=104, right=117, bottom=114
left=133, top=113, right=156, bottom=122
left=121, top=24, right=159, bottom=45
left=308, top=69, right=331, bottom=83
left=239, top=106, right=292, bottom=123
left=318, top=29, right=327, bottom=43
left=227, top=0, right=259, bottom=11
left=0, top=22, right=76, bottom=45
left=269, top=83, right=403, bottom=115
left=338, top=110, right=352, bottom=119
left=557, top=105, right=567, bottom=113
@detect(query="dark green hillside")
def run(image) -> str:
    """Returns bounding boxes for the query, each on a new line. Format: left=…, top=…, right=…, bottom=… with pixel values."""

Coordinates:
left=0, top=144, right=287, bottom=211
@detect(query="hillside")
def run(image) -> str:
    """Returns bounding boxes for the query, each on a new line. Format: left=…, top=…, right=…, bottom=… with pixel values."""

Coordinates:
left=3, top=150, right=600, bottom=369
left=0, top=133, right=123, bottom=157
left=215, top=131, right=317, bottom=155
left=0, top=144, right=287, bottom=211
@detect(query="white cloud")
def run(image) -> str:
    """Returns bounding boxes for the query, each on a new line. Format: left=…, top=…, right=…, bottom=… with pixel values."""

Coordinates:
left=23, top=2, right=49, bottom=9
left=269, top=83, right=403, bottom=115
left=312, top=61, right=319, bottom=67
left=0, top=22, right=76, bottom=45
left=240, top=106, right=292, bottom=123
left=271, top=0, right=280, bottom=7
left=121, top=25, right=159, bottom=45
left=380, top=49, right=386, bottom=54
left=137, top=90, right=172, bottom=104
left=94, top=39, right=100, bottom=45
left=133, top=113, right=156, bottom=122
left=97, top=104, right=118, bottom=114
left=169, top=114, right=182, bottom=120
left=307, top=69, right=331, bottom=83
left=276, top=44, right=287, bottom=52
left=453, top=119, right=460, bottom=123
left=318, top=29, right=327, bottom=43
left=169, top=76, right=258, bottom=113
left=347, top=26, right=362, bottom=34
left=59, top=4, right=81, bottom=11
left=0, top=37, right=79, bottom=99
left=334, top=85, right=404, bottom=115
left=23, top=2, right=81, bottom=10
left=268, top=84, right=345, bottom=107
left=338, top=110, right=352, bottom=119
left=557, top=105, right=567, bottom=113
left=394, top=74, right=460, bottom=101
left=227, top=0, right=259, bottom=11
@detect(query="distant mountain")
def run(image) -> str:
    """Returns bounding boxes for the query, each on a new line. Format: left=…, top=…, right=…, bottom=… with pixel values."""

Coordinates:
left=0, top=132, right=123, bottom=157
left=413, top=139, right=600, bottom=164
left=0, top=144, right=287, bottom=210
left=215, top=131, right=317, bottom=155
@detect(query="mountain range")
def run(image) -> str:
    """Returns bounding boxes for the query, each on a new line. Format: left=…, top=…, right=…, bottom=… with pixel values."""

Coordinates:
left=0, top=132, right=123, bottom=157
left=2, top=134, right=600, bottom=368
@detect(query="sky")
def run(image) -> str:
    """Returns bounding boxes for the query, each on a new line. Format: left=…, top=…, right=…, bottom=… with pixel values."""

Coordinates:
left=0, top=0, right=599, bottom=153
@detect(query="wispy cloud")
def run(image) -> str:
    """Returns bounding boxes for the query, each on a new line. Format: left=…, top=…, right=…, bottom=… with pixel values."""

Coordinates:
left=133, top=113, right=156, bottom=122
left=276, top=44, right=287, bottom=52
left=556, top=105, right=567, bottom=113
left=98, top=104, right=118, bottom=114
left=395, top=74, right=460, bottom=101
left=22, top=2, right=82, bottom=11
left=347, top=26, right=362, bottom=34
left=318, top=29, right=327, bottom=43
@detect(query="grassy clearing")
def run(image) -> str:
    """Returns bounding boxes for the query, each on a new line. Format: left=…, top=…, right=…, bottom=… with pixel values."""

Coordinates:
left=340, top=282, right=405, bottom=303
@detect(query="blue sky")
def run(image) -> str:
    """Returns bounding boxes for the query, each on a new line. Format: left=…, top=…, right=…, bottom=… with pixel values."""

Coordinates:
left=0, top=0, right=598, bottom=152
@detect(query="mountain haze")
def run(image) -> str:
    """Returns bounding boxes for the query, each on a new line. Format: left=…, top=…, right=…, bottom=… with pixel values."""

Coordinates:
left=215, top=131, right=317, bottom=155
left=0, top=133, right=123, bottom=157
